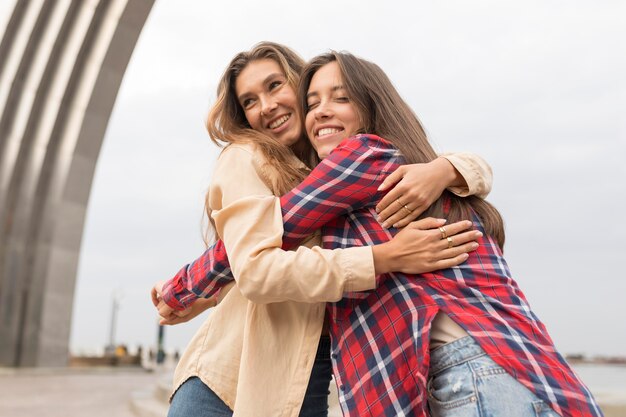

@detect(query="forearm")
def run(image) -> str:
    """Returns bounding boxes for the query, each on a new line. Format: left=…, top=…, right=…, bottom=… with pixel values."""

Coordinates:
left=211, top=144, right=378, bottom=304
left=214, top=194, right=376, bottom=304
left=160, top=240, right=235, bottom=311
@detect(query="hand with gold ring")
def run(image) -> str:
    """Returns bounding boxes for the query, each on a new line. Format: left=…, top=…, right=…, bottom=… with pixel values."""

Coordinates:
left=371, top=218, right=483, bottom=275
left=375, top=158, right=466, bottom=229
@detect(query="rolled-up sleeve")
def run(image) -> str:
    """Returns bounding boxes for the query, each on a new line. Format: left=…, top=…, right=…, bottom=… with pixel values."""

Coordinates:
left=440, top=152, right=493, bottom=198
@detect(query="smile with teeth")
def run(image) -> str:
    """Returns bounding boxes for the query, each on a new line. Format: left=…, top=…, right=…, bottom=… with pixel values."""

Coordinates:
left=268, top=114, right=291, bottom=129
left=316, top=127, right=343, bottom=138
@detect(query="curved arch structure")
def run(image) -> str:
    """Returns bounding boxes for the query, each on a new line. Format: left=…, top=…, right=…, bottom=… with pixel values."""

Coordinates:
left=0, top=0, right=154, bottom=367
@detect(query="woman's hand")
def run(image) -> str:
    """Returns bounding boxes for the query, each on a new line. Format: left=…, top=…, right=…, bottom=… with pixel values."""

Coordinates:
left=151, top=280, right=217, bottom=325
left=376, top=158, right=462, bottom=229
left=372, top=218, right=481, bottom=275
left=158, top=298, right=217, bottom=325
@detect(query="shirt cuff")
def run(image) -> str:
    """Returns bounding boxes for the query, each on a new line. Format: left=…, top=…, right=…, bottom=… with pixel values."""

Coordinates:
left=161, top=269, right=194, bottom=311
left=439, top=153, right=489, bottom=198
left=341, top=246, right=376, bottom=293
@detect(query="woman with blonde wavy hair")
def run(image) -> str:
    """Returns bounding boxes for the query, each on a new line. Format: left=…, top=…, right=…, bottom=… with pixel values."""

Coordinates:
left=153, top=42, right=493, bottom=417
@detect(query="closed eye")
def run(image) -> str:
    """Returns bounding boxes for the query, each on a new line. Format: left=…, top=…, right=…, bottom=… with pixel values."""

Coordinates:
left=306, top=101, right=320, bottom=112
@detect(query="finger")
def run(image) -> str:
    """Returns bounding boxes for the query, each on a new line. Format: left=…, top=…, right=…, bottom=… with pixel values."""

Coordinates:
left=161, top=316, right=185, bottom=326
left=437, top=230, right=482, bottom=250
left=431, top=252, right=470, bottom=269
left=377, top=166, right=405, bottom=192
left=382, top=207, right=416, bottom=229
left=376, top=184, right=409, bottom=214
left=377, top=198, right=403, bottom=223
left=391, top=208, right=425, bottom=228
left=160, top=316, right=177, bottom=326
left=157, top=303, right=174, bottom=318
left=435, top=220, right=473, bottom=238
left=405, top=217, right=448, bottom=231
left=175, top=308, right=192, bottom=317
left=151, top=288, right=160, bottom=307
left=396, top=202, right=430, bottom=225
left=388, top=202, right=437, bottom=228
left=438, top=241, right=480, bottom=258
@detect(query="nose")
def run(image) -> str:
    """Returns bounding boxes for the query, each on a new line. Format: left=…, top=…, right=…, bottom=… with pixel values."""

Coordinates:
left=313, top=101, right=332, bottom=120
left=260, top=96, right=277, bottom=116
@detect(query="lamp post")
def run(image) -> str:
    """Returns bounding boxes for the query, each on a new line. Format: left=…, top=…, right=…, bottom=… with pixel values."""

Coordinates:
left=105, top=290, right=122, bottom=356
left=156, top=323, right=165, bottom=364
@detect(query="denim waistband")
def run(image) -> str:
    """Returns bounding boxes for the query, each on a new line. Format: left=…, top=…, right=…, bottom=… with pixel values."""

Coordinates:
left=316, top=335, right=331, bottom=361
left=429, top=336, right=486, bottom=375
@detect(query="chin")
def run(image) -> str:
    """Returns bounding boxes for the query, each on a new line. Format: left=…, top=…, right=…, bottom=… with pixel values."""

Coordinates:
left=279, top=133, right=300, bottom=147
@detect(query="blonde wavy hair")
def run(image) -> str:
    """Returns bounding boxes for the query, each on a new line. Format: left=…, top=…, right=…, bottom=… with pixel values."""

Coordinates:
left=203, top=42, right=316, bottom=243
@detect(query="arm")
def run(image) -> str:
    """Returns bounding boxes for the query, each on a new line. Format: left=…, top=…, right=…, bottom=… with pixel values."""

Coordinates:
left=215, top=140, right=477, bottom=303
left=230, top=135, right=477, bottom=302
left=161, top=138, right=477, bottom=308
left=207, top=144, right=377, bottom=303
left=160, top=240, right=231, bottom=311
left=375, top=152, right=493, bottom=228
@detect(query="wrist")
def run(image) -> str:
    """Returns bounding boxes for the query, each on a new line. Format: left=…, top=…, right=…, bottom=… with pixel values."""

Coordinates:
left=372, top=242, right=396, bottom=275
left=434, top=157, right=463, bottom=188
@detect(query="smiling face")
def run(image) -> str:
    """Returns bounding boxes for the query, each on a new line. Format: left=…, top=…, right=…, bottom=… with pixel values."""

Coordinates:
left=304, top=61, right=362, bottom=159
left=234, top=59, right=301, bottom=146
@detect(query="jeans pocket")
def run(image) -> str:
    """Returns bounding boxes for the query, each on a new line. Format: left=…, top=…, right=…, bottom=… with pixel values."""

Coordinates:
left=428, top=363, right=478, bottom=411
left=533, top=400, right=559, bottom=417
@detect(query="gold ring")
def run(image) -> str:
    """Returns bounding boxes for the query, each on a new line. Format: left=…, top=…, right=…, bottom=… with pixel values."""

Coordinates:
left=402, top=204, right=412, bottom=215
left=439, top=226, right=448, bottom=239
left=395, top=198, right=405, bottom=208
left=446, top=236, right=454, bottom=249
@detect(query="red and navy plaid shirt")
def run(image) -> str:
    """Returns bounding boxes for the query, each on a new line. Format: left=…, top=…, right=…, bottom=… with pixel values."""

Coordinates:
left=163, top=135, right=601, bottom=417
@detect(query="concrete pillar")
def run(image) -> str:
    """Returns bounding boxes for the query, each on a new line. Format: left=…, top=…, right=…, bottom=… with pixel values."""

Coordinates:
left=0, top=0, right=155, bottom=367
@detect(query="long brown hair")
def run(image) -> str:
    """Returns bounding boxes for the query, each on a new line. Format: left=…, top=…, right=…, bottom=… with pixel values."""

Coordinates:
left=298, top=52, right=505, bottom=248
left=203, top=42, right=316, bottom=244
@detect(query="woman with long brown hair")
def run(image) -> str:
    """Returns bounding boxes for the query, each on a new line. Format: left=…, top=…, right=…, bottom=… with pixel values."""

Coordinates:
left=153, top=43, right=493, bottom=417
left=289, top=51, right=602, bottom=416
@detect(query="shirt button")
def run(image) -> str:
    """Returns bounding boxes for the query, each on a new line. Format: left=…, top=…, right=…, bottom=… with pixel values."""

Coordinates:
left=339, top=385, right=345, bottom=391
left=331, top=352, right=338, bottom=359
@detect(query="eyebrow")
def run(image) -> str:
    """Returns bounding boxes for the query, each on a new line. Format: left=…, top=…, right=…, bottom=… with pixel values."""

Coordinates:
left=237, top=72, right=284, bottom=103
left=306, top=85, right=345, bottom=100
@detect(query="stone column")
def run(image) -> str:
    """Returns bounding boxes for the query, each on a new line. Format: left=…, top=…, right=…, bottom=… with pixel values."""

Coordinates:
left=0, top=0, right=155, bottom=367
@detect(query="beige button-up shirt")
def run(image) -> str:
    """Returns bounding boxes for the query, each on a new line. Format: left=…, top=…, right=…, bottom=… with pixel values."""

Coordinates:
left=172, top=144, right=492, bottom=416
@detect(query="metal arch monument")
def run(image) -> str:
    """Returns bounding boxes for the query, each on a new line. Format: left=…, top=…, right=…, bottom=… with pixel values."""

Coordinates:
left=0, top=0, right=155, bottom=367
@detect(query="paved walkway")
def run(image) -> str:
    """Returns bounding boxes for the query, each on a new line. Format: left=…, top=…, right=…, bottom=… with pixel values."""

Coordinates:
left=0, top=367, right=165, bottom=417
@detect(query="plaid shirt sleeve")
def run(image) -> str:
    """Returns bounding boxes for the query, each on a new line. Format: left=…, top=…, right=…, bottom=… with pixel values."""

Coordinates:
left=161, top=135, right=394, bottom=310
left=280, top=135, right=398, bottom=247
left=161, top=239, right=233, bottom=310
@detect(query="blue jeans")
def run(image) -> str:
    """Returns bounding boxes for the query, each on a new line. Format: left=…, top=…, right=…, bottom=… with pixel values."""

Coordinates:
left=168, top=377, right=232, bottom=417
left=168, top=336, right=333, bottom=417
left=427, top=336, right=559, bottom=417
left=299, top=336, right=333, bottom=417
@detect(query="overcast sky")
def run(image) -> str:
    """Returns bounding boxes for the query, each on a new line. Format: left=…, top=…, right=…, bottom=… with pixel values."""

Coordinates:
left=3, top=0, right=624, bottom=357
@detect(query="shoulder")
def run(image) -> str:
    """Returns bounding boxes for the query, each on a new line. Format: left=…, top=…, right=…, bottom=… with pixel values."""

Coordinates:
left=219, top=143, right=285, bottom=193
left=336, top=134, right=395, bottom=153
left=217, top=143, right=258, bottom=164
left=328, top=134, right=398, bottom=163
left=211, top=143, right=271, bottom=195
